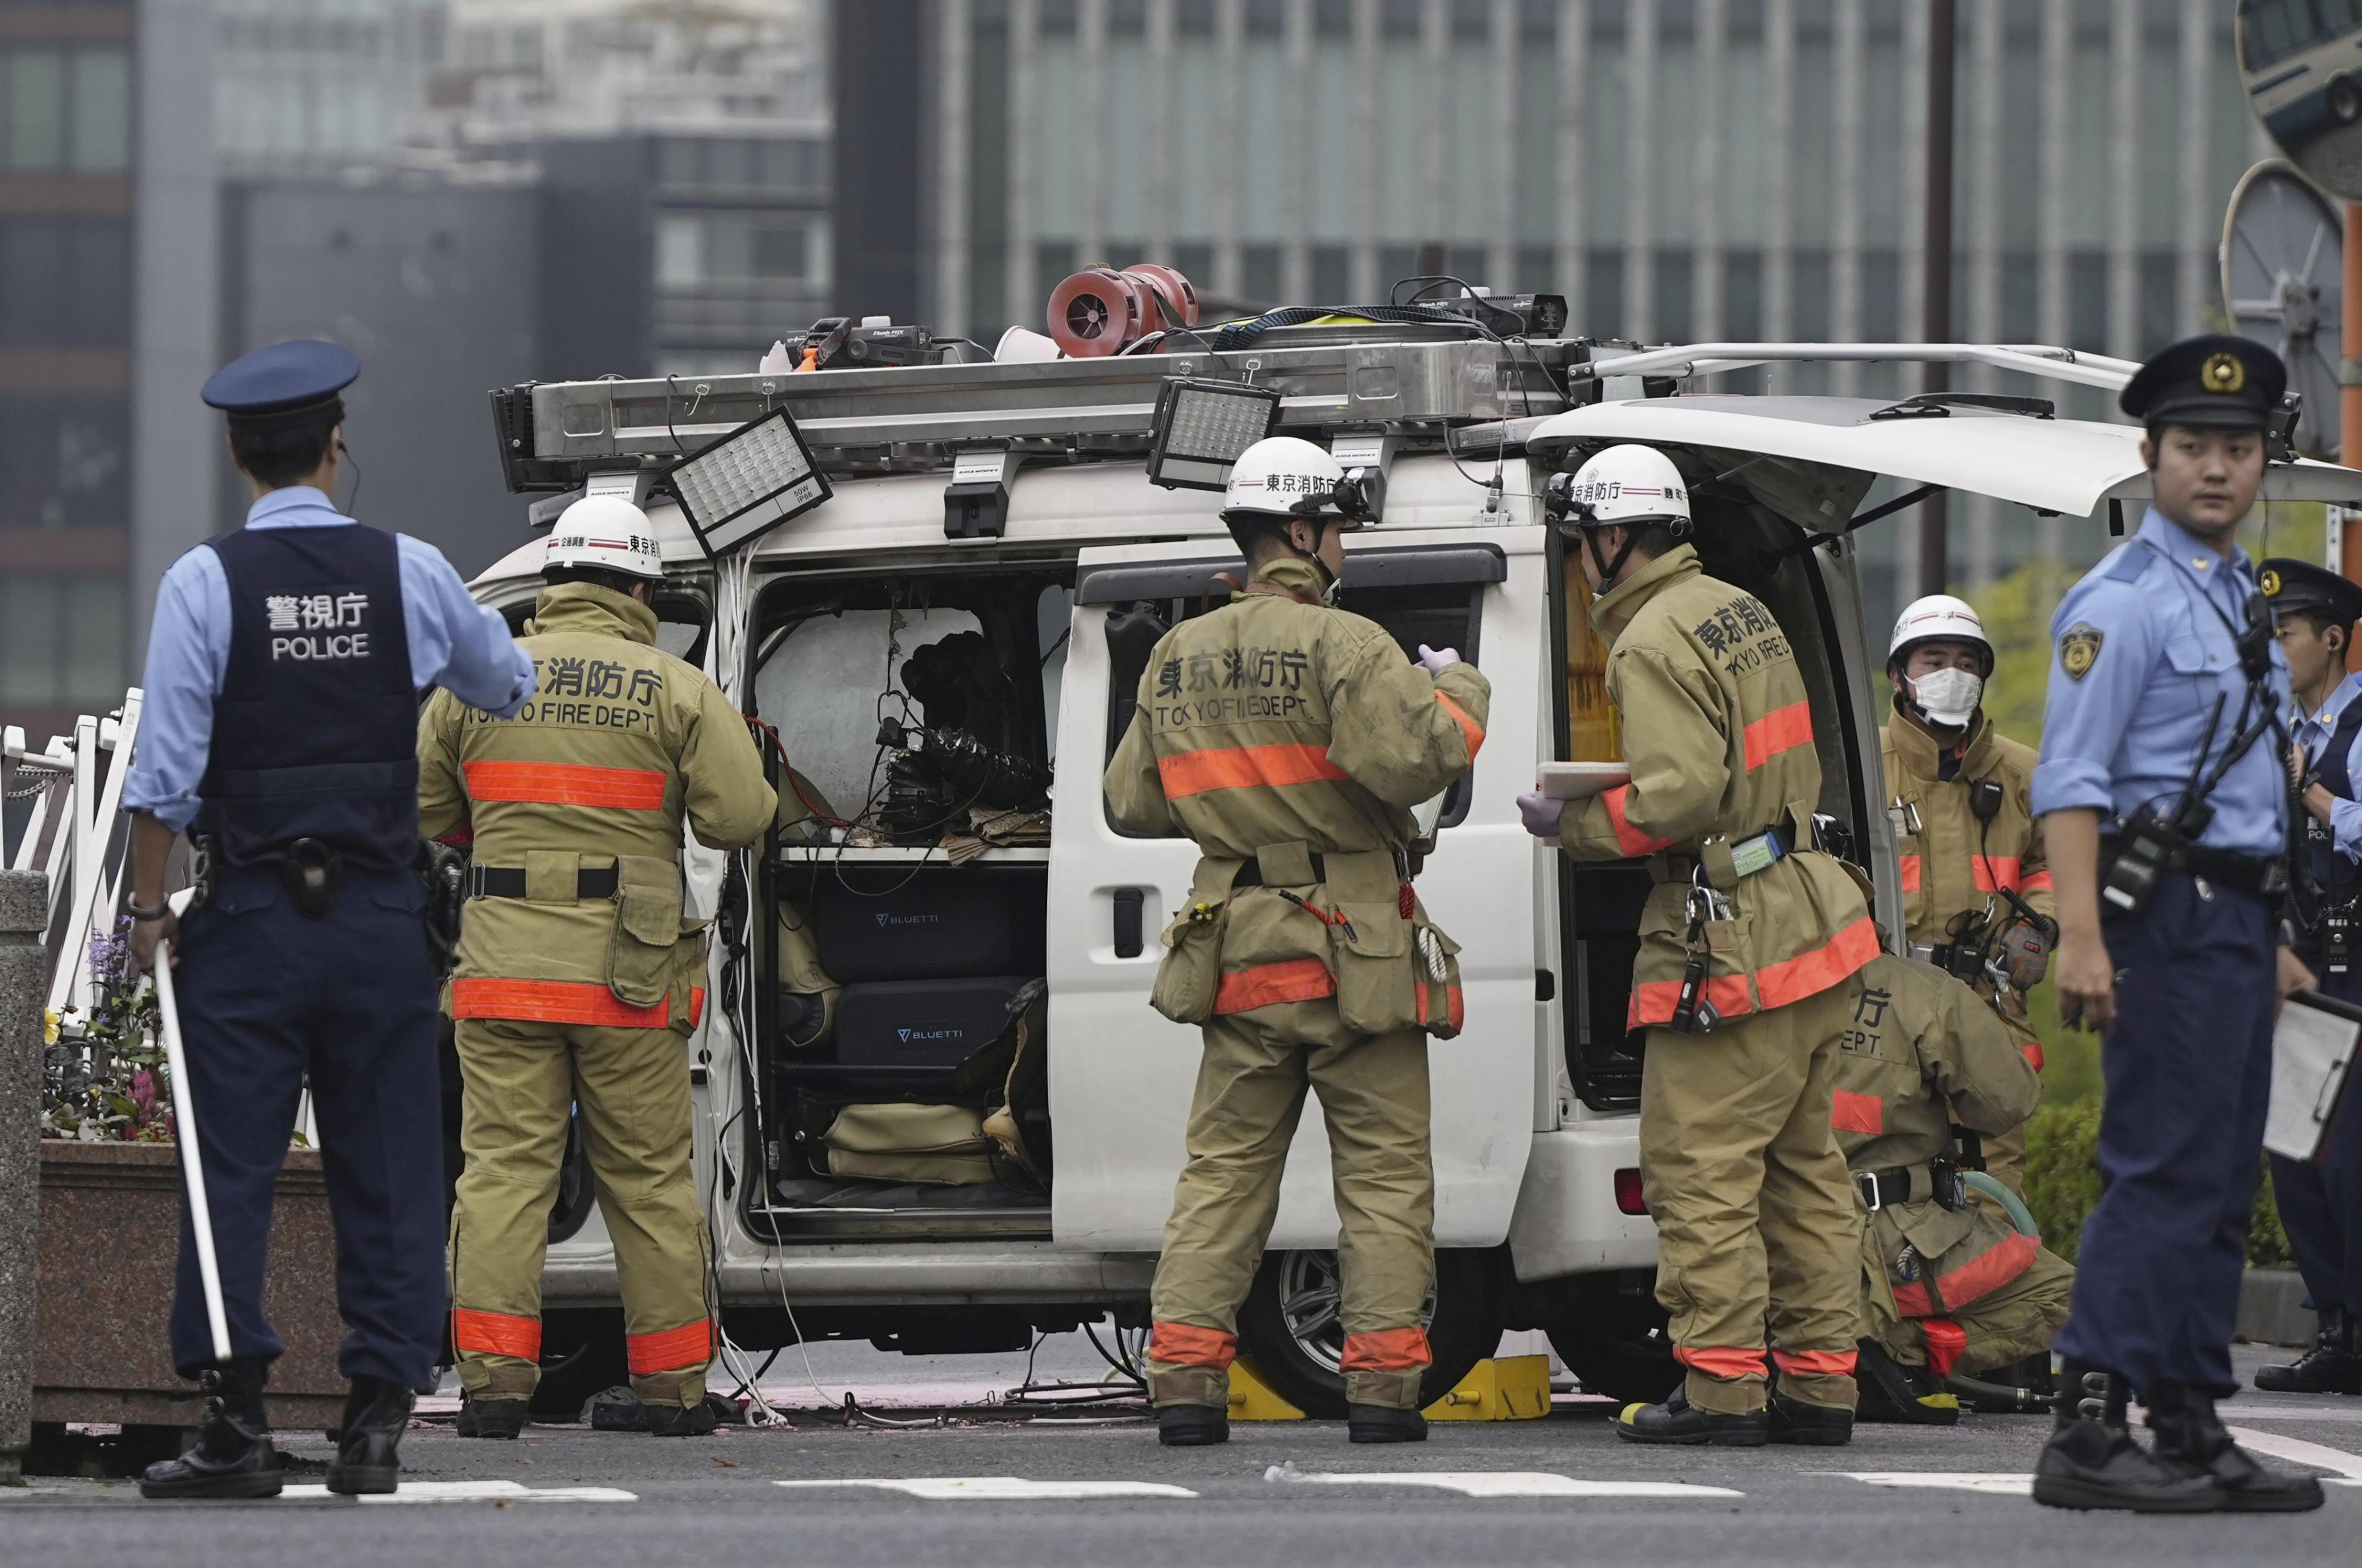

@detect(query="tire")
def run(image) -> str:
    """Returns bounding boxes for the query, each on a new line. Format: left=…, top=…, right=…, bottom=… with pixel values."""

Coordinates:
left=1236, top=1247, right=1508, bottom=1419
left=527, top=1308, right=632, bottom=1422
left=2334, top=76, right=2362, bottom=124
left=1543, top=1277, right=1680, bottom=1406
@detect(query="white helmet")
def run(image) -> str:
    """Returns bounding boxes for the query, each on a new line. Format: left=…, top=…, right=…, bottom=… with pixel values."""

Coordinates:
left=1558, top=443, right=1694, bottom=533
left=1888, top=595, right=1992, bottom=675
left=545, top=494, right=664, bottom=582
left=1222, top=435, right=1366, bottom=527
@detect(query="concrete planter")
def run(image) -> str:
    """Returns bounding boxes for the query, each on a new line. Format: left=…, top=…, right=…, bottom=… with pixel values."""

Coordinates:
left=33, top=1141, right=348, bottom=1432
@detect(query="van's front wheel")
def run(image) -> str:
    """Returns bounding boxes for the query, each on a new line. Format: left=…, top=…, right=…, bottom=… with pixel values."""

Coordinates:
left=1234, top=1247, right=1508, bottom=1419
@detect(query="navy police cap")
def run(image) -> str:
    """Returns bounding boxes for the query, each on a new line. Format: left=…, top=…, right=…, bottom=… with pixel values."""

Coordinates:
left=201, top=339, right=360, bottom=432
left=2118, top=332, right=2285, bottom=433
left=2261, top=557, right=2362, bottom=629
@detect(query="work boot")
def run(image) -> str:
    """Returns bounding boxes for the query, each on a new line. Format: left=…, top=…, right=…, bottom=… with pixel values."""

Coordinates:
left=456, top=1392, right=531, bottom=1439
left=1854, top=1341, right=1960, bottom=1425
left=1614, top=1386, right=1768, bottom=1447
left=1156, top=1404, right=1229, bottom=1447
left=2253, top=1306, right=2361, bottom=1396
left=140, top=1358, right=284, bottom=1500
left=326, top=1375, right=413, bottom=1496
left=2145, top=1381, right=2325, bottom=1513
left=1765, top=1392, right=1854, bottom=1446
left=1347, top=1404, right=1427, bottom=1444
left=644, top=1398, right=719, bottom=1437
left=2029, top=1361, right=2219, bottom=1513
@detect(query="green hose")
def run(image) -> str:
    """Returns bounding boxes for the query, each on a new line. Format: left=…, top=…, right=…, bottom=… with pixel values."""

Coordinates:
left=1963, top=1171, right=2039, bottom=1238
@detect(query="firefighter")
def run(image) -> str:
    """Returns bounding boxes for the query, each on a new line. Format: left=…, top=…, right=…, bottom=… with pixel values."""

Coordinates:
left=1104, top=435, right=1489, bottom=1447
left=1881, top=595, right=2054, bottom=1193
left=124, top=340, right=536, bottom=1499
left=1834, top=949, right=2073, bottom=1424
left=1515, top=442, right=1877, bottom=1447
left=2030, top=334, right=2320, bottom=1511
left=417, top=501, right=775, bottom=1438
left=2255, top=557, right=2362, bottom=1397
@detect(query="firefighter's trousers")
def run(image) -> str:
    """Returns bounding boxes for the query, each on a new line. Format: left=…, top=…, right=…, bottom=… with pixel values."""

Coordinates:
left=1640, top=981, right=1864, bottom=1415
left=1864, top=1240, right=2074, bottom=1380
left=1146, top=1002, right=1435, bottom=1411
left=449, top=1016, right=713, bottom=1409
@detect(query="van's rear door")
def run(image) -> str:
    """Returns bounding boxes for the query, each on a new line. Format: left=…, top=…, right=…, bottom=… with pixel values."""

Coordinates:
left=1046, top=533, right=1541, bottom=1251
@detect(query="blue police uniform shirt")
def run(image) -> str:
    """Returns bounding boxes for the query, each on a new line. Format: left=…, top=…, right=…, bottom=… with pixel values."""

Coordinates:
left=2030, top=507, right=2291, bottom=859
left=124, top=486, right=536, bottom=832
left=2294, top=670, right=2362, bottom=863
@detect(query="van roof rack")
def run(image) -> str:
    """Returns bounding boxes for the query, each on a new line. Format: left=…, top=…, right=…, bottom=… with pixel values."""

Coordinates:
left=489, top=324, right=1595, bottom=493
left=1573, top=341, right=2142, bottom=392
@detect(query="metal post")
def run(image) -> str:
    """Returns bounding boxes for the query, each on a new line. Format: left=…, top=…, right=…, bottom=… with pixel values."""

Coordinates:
left=0, top=869, right=49, bottom=1484
left=1917, top=0, right=1955, bottom=597
left=2345, top=202, right=2362, bottom=607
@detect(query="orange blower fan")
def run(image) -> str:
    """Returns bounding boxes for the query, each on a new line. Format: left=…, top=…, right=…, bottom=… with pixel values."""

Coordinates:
left=1045, top=264, right=1200, bottom=357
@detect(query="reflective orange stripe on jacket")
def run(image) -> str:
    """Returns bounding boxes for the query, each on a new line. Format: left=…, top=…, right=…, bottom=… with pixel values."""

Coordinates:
left=1741, top=700, right=1813, bottom=770
left=1970, top=856, right=2054, bottom=895
left=1921, top=1317, right=1967, bottom=1377
left=626, top=1318, right=713, bottom=1374
left=1831, top=1089, right=1883, bottom=1135
left=1214, top=957, right=1336, bottom=1014
left=1602, top=784, right=1677, bottom=857
left=450, top=978, right=707, bottom=1030
left=1899, top=854, right=1921, bottom=892
left=453, top=1307, right=540, bottom=1361
left=1626, top=915, right=1877, bottom=1029
left=1417, top=981, right=1466, bottom=1033
left=463, top=760, right=668, bottom=810
left=1340, top=1326, right=1432, bottom=1371
left=1627, top=972, right=1752, bottom=1030
left=1156, top=741, right=1351, bottom=798
left=1149, top=1321, right=1239, bottom=1370
left=1891, top=1230, right=2040, bottom=1317
left=1436, top=691, right=1485, bottom=758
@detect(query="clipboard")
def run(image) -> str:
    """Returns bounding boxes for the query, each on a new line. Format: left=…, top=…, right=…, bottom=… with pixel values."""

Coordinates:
left=2266, top=989, right=2362, bottom=1163
left=1537, top=761, right=1632, bottom=801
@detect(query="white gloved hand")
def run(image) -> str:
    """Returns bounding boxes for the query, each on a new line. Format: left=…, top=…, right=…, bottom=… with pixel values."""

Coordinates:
left=1417, top=644, right=1462, bottom=673
left=1516, top=790, right=1562, bottom=838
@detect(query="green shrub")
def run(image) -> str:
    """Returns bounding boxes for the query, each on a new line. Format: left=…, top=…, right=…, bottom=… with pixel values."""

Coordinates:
left=2021, top=1095, right=2292, bottom=1269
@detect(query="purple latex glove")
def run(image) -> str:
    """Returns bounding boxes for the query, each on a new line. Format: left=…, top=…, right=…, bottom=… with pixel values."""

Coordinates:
left=1417, top=643, right=1462, bottom=673
left=1516, top=790, right=1562, bottom=838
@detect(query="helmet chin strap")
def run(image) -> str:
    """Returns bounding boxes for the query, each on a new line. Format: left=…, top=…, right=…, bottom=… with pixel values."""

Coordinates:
left=1583, top=524, right=1644, bottom=590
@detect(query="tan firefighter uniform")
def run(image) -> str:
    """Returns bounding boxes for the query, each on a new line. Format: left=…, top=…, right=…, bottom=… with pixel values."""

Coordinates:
left=417, top=582, right=775, bottom=1412
left=1882, top=704, right=2053, bottom=1191
left=1836, top=953, right=2073, bottom=1380
left=1104, top=555, right=1490, bottom=1412
left=1554, top=544, right=1878, bottom=1415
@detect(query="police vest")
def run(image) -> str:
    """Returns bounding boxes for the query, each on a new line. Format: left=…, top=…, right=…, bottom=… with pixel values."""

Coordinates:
left=194, top=523, right=420, bottom=870
left=2293, top=698, right=2362, bottom=966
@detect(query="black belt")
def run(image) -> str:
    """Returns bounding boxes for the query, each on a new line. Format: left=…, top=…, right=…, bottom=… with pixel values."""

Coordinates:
left=1233, top=853, right=1326, bottom=888
left=2100, top=837, right=2287, bottom=898
left=469, top=864, right=619, bottom=900
left=1853, top=1161, right=1965, bottom=1213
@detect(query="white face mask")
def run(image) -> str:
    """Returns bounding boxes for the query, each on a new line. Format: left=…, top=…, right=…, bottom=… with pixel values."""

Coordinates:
left=1910, top=667, right=1984, bottom=729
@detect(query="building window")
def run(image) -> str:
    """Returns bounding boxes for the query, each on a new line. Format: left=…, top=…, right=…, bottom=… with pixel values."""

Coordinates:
left=1, top=47, right=132, bottom=174
left=1, top=575, right=125, bottom=707
left=656, top=212, right=830, bottom=292
left=0, top=217, right=132, bottom=348
left=1723, top=251, right=1764, bottom=340
left=1654, top=250, right=1693, bottom=342
left=2069, top=250, right=2107, bottom=352
left=1516, top=246, right=1556, bottom=293
left=1242, top=244, right=1282, bottom=308
left=1586, top=249, right=1625, bottom=339
left=0, top=396, right=130, bottom=530
left=2139, top=250, right=2179, bottom=357
left=1312, top=245, right=1351, bottom=304
left=1862, top=249, right=1900, bottom=341
left=1791, top=250, right=1832, bottom=341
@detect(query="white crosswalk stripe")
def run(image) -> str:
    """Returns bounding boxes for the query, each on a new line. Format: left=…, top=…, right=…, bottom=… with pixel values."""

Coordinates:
left=1274, top=1471, right=1742, bottom=1499
left=2224, top=1426, right=2362, bottom=1480
left=775, top=1478, right=1197, bottom=1500
left=277, top=1481, right=636, bottom=1504
left=1841, top=1473, right=2034, bottom=1495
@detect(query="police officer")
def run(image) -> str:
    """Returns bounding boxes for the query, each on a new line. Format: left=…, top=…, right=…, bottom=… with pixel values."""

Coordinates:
left=123, top=340, right=535, bottom=1498
left=2029, top=334, right=2322, bottom=1513
left=417, top=502, right=775, bottom=1438
left=2255, top=558, right=2362, bottom=1396
left=1104, top=436, right=1489, bottom=1447
left=1515, top=443, right=1877, bottom=1447
left=1882, top=596, right=2054, bottom=1193
left=1835, top=949, right=2073, bottom=1424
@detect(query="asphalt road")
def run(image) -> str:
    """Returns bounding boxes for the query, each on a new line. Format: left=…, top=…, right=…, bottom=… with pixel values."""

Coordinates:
left=8, top=1341, right=2360, bottom=1568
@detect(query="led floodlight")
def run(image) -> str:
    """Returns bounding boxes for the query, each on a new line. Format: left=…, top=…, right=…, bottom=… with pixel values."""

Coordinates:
left=1146, top=377, right=1283, bottom=491
left=662, top=406, right=832, bottom=558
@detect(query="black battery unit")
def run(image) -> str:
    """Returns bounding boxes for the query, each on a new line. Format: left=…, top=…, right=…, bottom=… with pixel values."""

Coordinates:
left=828, top=976, right=1032, bottom=1086
left=803, top=864, right=1045, bottom=982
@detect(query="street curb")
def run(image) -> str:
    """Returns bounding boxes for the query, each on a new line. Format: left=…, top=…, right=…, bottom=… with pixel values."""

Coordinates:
left=2239, top=1267, right=2315, bottom=1349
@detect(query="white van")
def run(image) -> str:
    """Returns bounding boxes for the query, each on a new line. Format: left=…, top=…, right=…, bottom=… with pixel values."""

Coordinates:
left=459, top=327, right=2362, bottom=1418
